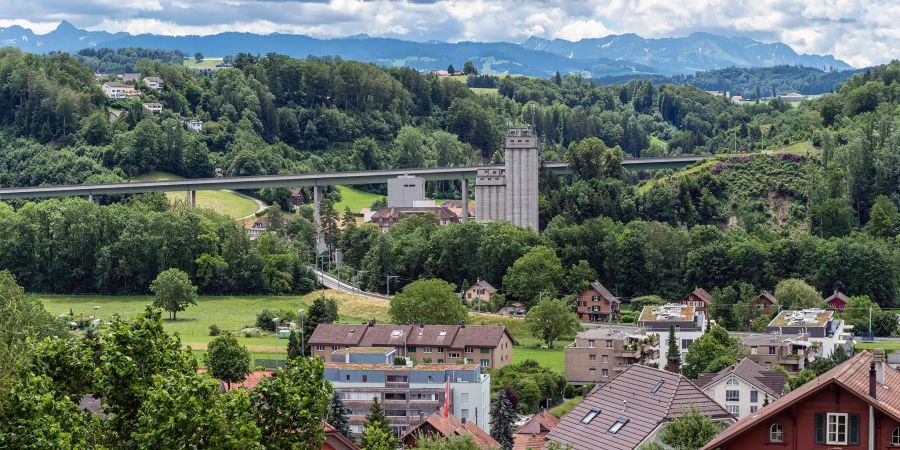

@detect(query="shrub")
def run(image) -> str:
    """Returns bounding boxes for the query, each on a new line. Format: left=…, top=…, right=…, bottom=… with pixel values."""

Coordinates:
left=209, top=324, right=222, bottom=336
left=256, top=309, right=278, bottom=331
left=393, top=357, right=406, bottom=366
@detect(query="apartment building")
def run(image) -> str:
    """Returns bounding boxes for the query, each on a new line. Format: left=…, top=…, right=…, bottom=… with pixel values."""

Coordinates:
left=574, top=281, right=620, bottom=322
left=564, top=327, right=659, bottom=384
left=740, top=333, right=814, bottom=371
left=638, top=303, right=705, bottom=368
left=309, top=322, right=515, bottom=369
left=101, top=82, right=128, bottom=99
left=767, top=308, right=852, bottom=357
left=324, top=347, right=491, bottom=437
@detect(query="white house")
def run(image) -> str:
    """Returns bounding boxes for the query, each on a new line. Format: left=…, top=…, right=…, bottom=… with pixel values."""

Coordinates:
left=180, top=116, right=203, bottom=132
left=142, top=102, right=162, bottom=114
left=697, top=358, right=787, bottom=419
left=143, top=76, right=164, bottom=90
left=637, top=303, right=705, bottom=368
left=101, top=82, right=128, bottom=99
left=767, top=309, right=852, bottom=357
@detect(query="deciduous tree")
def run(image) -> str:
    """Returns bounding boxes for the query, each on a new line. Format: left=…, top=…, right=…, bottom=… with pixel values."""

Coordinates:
left=525, top=298, right=579, bottom=349
left=150, top=268, right=198, bottom=320
left=389, top=278, right=468, bottom=325
left=205, top=332, right=251, bottom=390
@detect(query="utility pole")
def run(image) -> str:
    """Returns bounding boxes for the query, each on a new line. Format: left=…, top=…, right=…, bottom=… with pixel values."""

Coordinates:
left=869, top=305, right=873, bottom=339
left=386, top=275, right=400, bottom=296
left=299, top=308, right=305, bottom=355
left=272, top=317, right=280, bottom=369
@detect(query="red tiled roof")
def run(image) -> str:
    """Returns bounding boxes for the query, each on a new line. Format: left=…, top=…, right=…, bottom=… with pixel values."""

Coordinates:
left=402, top=412, right=499, bottom=449
left=197, top=368, right=273, bottom=390
left=546, top=365, right=730, bottom=450
left=588, top=281, right=620, bottom=304
left=824, top=290, right=850, bottom=305
left=701, top=351, right=900, bottom=450
left=470, top=279, right=498, bottom=294
left=357, top=324, right=415, bottom=347
left=513, top=411, right=559, bottom=450
left=311, top=323, right=511, bottom=348
left=690, top=287, right=713, bottom=303
left=324, top=422, right=360, bottom=450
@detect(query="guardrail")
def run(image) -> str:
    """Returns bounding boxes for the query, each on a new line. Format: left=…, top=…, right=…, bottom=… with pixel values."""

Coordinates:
left=310, top=266, right=390, bottom=302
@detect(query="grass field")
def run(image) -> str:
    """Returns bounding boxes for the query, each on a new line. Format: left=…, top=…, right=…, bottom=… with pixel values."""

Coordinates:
left=855, top=341, right=900, bottom=351
left=512, top=346, right=565, bottom=373
left=133, top=171, right=260, bottom=219
left=183, top=57, right=226, bottom=70
left=333, top=185, right=384, bottom=212
left=550, top=396, right=582, bottom=418
left=471, top=87, right=499, bottom=96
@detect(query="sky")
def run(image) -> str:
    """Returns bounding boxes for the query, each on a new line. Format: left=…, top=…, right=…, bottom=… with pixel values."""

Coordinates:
left=0, top=0, right=896, bottom=67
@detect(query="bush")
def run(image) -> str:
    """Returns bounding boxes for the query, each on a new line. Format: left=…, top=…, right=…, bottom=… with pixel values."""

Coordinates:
left=620, top=311, right=638, bottom=324
left=423, top=358, right=432, bottom=363
left=393, top=357, right=406, bottom=366
left=209, top=324, right=222, bottom=336
left=256, top=309, right=278, bottom=331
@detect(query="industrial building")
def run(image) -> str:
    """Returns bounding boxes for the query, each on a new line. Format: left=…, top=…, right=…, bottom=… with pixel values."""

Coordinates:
left=475, top=127, right=539, bottom=230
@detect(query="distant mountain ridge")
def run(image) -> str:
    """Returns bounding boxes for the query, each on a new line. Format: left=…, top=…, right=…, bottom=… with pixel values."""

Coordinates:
left=0, top=21, right=853, bottom=77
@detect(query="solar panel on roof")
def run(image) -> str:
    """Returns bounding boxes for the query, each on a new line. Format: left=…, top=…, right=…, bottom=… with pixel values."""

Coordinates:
left=651, top=380, right=664, bottom=394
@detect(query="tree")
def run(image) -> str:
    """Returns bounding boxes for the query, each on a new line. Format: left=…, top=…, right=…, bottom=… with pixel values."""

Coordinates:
left=463, top=61, right=478, bottom=76
left=502, top=246, right=564, bottom=306
left=681, top=324, right=742, bottom=379
left=250, top=357, right=332, bottom=449
left=327, top=391, right=353, bottom=440
left=525, top=298, right=579, bottom=349
left=195, top=52, right=204, bottom=63
left=362, top=397, right=394, bottom=449
left=774, top=278, right=821, bottom=310
left=304, top=295, right=339, bottom=353
left=0, top=374, right=96, bottom=450
left=389, top=278, right=468, bottom=325
left=205, top=333, right=251, bottom=390
left=361, top=421, right=394, bottom=450
left=490, top=389, right=516, bottom=449
left=658, top=408, right=723, bottom=450
left=150, top=268, right=198, bottom=320
left=666, top=325, right=680, bottom=372
left=844, top=295, right=898, bottom=337
left=866, top=195, right=899, bottom=238
left=565, top=260, right=597, bottom=294
left=554, top=71, right=562, bottom=86
left=132, top=373, right=262, bottom=449
left=416, top=435, right=482, bottom=449
left=447, top=64, right=456, bottom=75
left=287, top=330, right=302, bottom=360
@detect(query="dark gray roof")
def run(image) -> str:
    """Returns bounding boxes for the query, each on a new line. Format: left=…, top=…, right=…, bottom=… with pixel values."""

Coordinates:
left=545, top=365, right=730, bottom=450
left=697, top=358, right=786, bottom=398
left=588, top=281, right=620, bottom=304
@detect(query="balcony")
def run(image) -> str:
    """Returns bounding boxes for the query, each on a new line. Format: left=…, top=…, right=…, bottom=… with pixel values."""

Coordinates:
left=385, top=381, right=409, bottom=388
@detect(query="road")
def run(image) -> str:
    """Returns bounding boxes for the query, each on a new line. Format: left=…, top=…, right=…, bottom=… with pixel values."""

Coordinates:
left=310, top=266, right=391, bottom=302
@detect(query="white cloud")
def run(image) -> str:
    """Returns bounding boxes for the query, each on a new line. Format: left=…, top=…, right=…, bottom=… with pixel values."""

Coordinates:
left=2, top=0, right=898, bottom=66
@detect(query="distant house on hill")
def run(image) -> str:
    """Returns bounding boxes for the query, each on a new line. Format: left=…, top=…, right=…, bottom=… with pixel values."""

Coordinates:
left=680, top=287, right=712, bottom=316
left=142, top=102, right=162, bottom=114
left=464, top=279, right=497, bottom=305
left=755, top=291, right=778, bottom=314
left=101, top=82, right=128, bottom=99
left=824, top=289, right=850, bottom=313
left=778, top=92, right=805, bottom=102
left=574, top=281, right=620, bottom=322
left=143, top=76, right=164, bottom=90
left=369, top=206, right=460, bottom=231
left=119, top=73, right=140, bottom=82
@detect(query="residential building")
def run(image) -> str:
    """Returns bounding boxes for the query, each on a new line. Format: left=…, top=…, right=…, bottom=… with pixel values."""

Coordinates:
left=512, top=410, right=558, bottom=450
left=324, top=347, right=492, bottom=437
left=497, top=302, right=526, bottom=316
left=142, top=102, right=162, bottom=114
left=696, top=358, right=787, bottom=419
left=441, top=200, right=475, bottom=221
left=369, top=206, right=460, bottom=231
left=401, top=412, right=499, bottom=449
left=246, top=215, right=288, bottom=240
left=180, top=116, right=204, bottom=132
left=388, top=175, right=425, bottom=208
left=824, top=289, right=850, bottom=312
left=680, top=287, right=712, bottom=316
left=740, top=333, right=813, bottom=371
left=575, top=281, right=620, bottom=322
left=323, top=423, right=359, bottom=450
left=119, top=73, right=140, bottom=82
left=638, top=303, right=705, bottom=368
left=309, top=322, right=515, bottom=369
left=546, top=364, right=734, bottom=450
left=143, top=76, right=164, bottom=90
left=767, top=308, right=851, bottom=357
left=755, top=291, right=777, bottom=314
left=564, top=326, right=659, bottom=384
left=701, top=349, right=900, bottom=450
left=289, top=187, right=304, bottom=208
left=778, top=92, right=806, bottom=102
left=101, top=82, right=128, bottom=99
left=464, top=279, right=497, bottom=305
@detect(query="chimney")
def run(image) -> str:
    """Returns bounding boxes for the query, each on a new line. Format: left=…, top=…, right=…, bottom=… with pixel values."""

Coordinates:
left=460, top=321, right=466, bottom=329
left=874, top=348, right=886, bottom=385
left=869, top=362, right=877, bottom=399
left=461, top=417, right=466, bottom=425
left=369, top=319, right=375, bottom=327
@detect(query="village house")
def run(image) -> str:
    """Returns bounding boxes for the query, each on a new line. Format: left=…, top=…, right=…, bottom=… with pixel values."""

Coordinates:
left=401, top=412, right=499, bottom=449
left=289, top=187, right=304, bottom=209
left=739, top=333, right=814, bottom=372
left=767, top=308, right=851, bottom=357
left=755, top=290, right=778, bottom=314
left=101, top=82, right=128, bottom=99
left=696, top=358, right=787, bottom=419
left=440, top=200, right=476, bottom=220
left=309, top=322, right=515, bottom=369
left=369, top=206, right=460, bottom=231
left=701, top=350, right=900, bottom=450
left=464, top=279, right=497, bottom=306
left=512, top=410, right=559, bottom=450
left=246, top=215, right=288, bottom=240
left=574, top=281, right=620, bottom=322
left=496, top=302, right=526, bottom=316
left=546, top=364, right=734, bottom=449
left=638, top=303, right=705, bottom=368
left=680, top=287, right=712, bottom=316
left=824, top=289, right=850, bottom=312
left=179, top=116, right=204, bottom=132
left=118, top=73, right=140, bottom=82
left=563, top=326, right=659, bottom=384
left=143, top=76, right=164, bottom=90
left=323, top=423, right=358, bottom=450
left=142, top=102, right=162, bottom=114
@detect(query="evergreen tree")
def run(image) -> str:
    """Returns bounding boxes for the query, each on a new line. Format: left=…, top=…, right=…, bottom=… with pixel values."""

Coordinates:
left=286, top=330, right=302, bottom=360
left=362, top=397, right=394, bottom=449
left=304, top=295, right=339, bottom=354
left=490, top=390, right=515, bottom=450
left=666, top=325, right=680, bottom=372
left=554, top=71, right=562, bottom=86
left=447, top=64, right=456, bottom=75
left=327, top=391, right=353, bottom=440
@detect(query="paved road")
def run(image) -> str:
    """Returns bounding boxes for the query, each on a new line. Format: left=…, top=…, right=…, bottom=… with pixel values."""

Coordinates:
left=310, top=266, right=391, bottom=302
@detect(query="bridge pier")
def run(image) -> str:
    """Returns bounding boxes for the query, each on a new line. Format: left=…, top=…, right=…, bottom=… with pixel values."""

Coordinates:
left=461, top=178, right=469, bottom=222
left=191, top=191, right=196, bottom=208
left=313, top=186, right=322, bottom=230
left=185, top=191, right=190, bottom=205
left=88, top=194, right=94, bottom=204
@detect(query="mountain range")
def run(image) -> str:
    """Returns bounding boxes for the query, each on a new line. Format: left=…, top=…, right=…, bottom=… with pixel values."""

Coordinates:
left=0, top=21, right=853, bottom=77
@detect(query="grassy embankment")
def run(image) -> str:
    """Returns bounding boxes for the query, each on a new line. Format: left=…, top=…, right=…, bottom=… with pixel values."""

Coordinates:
left=182, top=57, right=226, bottom=70
left=38, top=290, right=565, bottom=371
left=133, top=171, right=260, bottom=219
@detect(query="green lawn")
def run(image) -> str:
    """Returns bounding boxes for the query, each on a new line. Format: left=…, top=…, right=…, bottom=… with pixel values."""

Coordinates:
left=512, top=346, right=565, bottom=373
left=183, top=57, right=226, bottom=69
left=550, top=396, right=582, bottom=418
left=855, top=341, right=900, bottom=351
left=471, top=87, right=498, bottom=96
left=333, top=185, right=384, bottom=212
left=133, top=171, right=260, bottom=219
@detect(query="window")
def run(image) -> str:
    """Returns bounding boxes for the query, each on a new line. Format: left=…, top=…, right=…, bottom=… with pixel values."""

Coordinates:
left=315, top=345, right=325, bottom=351
left=650, top=381, right=664, bottom=394
left=408, top=346, right=416, bottom=353
left=581, top=409, right=600, bottom=424
left=602, top=355, right=609, bottom=364
left=588, top=340, right=596, bottom=348
left=769, top=423, right=783, bottom=442
left=465, top=347, right=473, bottom=353
left=424, top=347, right=433, bottom=353
left=448, top=352, right=461, bottom=359
left=480, top=359, right=490, bottom=368
left=589, top=355, right=596, bottom=361
left=438, top=348, right=444, bottom=353
left=602, top=369, right=609, bottom=378
left=608, top=417, right=629, bottom=434
left=362, top=375, right=368, bottom=383
left=345, top=375, right=350, bottom=381
left=826, top=413, right=848, bottom=445
left=437, top=359, right=444, bottom=363
left=461, top=408, right=469, bottom=418
left=726, top=378, right=739, bottom=386
left=681, top=339, right=693, bottom=350
left=727, top=404, right=740, bottom=416
left=750, top=390, right=758, bottom=403
left=726, top=390, right=739, bottom=402
left=892, top=427, right=900, bottom=445
left=605, top=340, right=613, bottom=349
left=750, top=406, right=758, bottom=413
left=768, top=346, right=777, bottom=355
left=750, top=346, right=758, bottom=355
left=461, top=393, right=469, bottom=402
left=589, top=368, right=596, bottom=377
left=480, top=348, right=490, bottom=354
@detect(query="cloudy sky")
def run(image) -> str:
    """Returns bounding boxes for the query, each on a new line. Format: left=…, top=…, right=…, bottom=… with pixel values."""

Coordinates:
left=0, top=0, right=896, bottom=67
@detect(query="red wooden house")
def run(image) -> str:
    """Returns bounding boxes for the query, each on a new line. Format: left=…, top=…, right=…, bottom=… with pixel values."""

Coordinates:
left=825, top=290, right=851, bottom=313
left=755, top=291, right=778, bottom=314
left=701, top=350, right=900, bottom=450
left=575, top=281, right=620, bottom=322
left=681, top=287, right=712, bottom=316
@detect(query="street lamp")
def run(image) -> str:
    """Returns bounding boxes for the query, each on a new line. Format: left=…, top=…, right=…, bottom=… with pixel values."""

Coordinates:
left=272, top=317, right=280, bottom=369
left=299, top=308, right=305, bottom=357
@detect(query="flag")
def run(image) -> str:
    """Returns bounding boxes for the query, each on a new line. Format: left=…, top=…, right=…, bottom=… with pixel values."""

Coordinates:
left=441, top=373, right=451, bottom=417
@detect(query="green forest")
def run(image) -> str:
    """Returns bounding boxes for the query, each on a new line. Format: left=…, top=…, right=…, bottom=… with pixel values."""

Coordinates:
left=2, top=46, right=900, bottom=320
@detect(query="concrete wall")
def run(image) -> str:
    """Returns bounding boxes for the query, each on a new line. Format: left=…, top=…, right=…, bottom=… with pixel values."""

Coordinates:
left=388, top=176, right=425, bottom=208
left=504, top=128, right=538, bottom=231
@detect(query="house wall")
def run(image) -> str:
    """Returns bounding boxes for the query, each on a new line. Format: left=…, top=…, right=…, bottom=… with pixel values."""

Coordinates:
left=564, top=338, right=624, bottom=383
left=680, top=293, right=708, bottom=314
left=652, top=329, right=703, bottom=368
left=703, top=374, right=773, bottom=419
left=575, top=287, right=618, bottom=321
left=716, top=385, right=900, bottom=450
